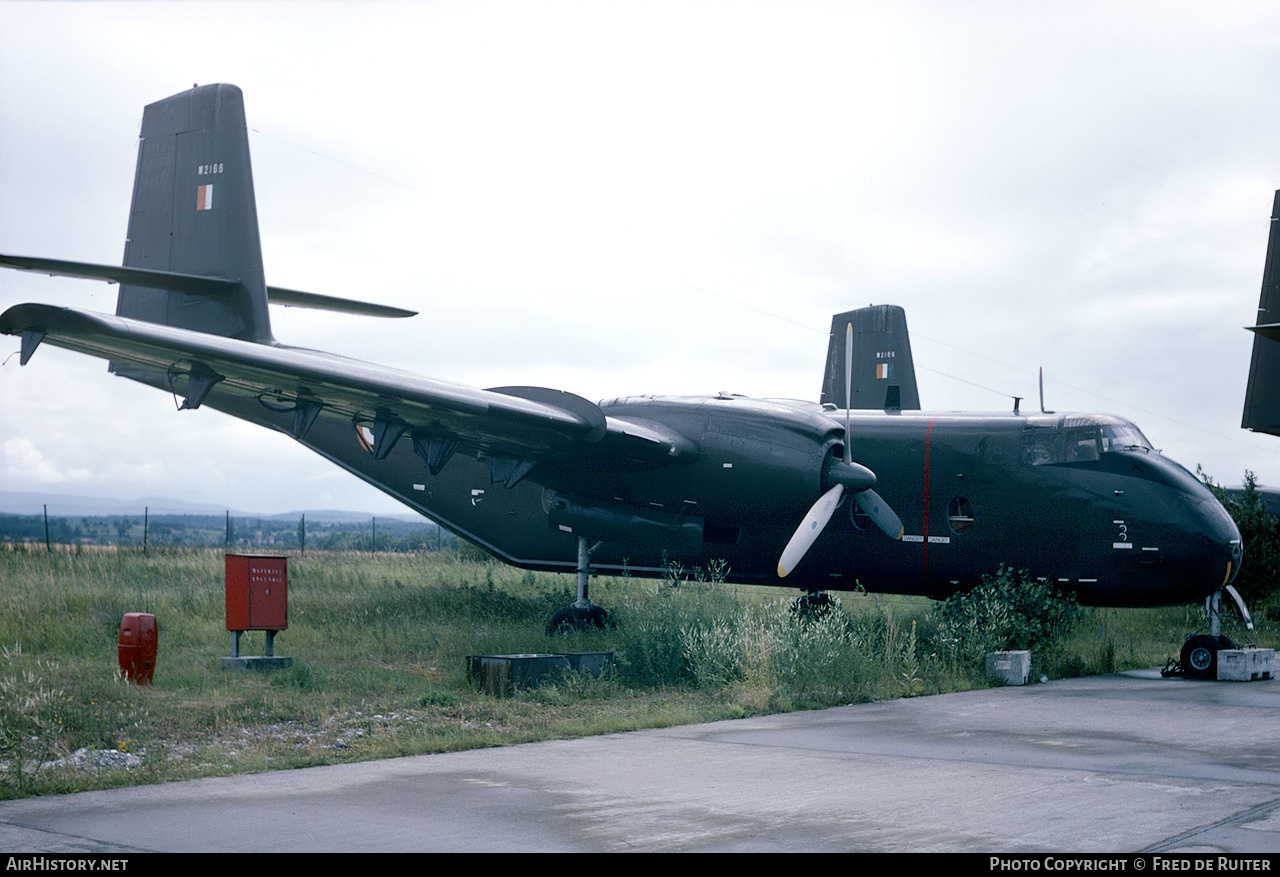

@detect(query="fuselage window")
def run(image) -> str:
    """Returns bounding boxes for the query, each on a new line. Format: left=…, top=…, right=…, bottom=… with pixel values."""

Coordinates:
left=948, top=497, right=973, bottom=534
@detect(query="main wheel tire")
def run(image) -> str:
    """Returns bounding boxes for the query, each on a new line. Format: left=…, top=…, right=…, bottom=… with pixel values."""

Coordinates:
left=1181, top=634, right=1221, bottom=680
left=545, top=605, right=614, bottom=636
left=790, top=591, right=836, bottom=621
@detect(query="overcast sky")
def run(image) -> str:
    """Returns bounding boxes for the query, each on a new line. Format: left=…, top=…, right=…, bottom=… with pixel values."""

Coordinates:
left=3, top=0, right=1280, bottom=515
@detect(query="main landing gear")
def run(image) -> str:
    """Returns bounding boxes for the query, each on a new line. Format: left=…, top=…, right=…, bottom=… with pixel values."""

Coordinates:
left=545, top=537, right=614, bottom=636
left=1165, top=586, right=1255, bottom=680
left=790, top=590, right=838, bottom=621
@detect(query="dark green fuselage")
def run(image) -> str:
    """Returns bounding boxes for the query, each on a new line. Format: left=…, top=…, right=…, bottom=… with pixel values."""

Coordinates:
left=210, top=390, right=1240, bottom=608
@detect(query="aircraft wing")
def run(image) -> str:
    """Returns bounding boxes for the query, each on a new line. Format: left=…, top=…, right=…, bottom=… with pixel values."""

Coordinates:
left=0, top=303, right=694, bottom=476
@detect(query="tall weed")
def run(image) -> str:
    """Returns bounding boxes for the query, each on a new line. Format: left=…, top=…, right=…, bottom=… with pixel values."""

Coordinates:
left=0, top=544, right=1270, bottom=798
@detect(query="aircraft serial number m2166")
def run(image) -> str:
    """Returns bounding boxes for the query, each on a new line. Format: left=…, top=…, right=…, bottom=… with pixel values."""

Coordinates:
left=0, top=84, right=1243, bottom=631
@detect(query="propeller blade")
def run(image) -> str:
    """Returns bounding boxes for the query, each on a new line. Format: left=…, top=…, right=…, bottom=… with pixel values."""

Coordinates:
left=856, top=489, right=904, bottom=541
left=778, top=484, right=844, bottom=578
left=778, top=323, right=897, bottom=578
left=844, top=322, right=853, bottom=464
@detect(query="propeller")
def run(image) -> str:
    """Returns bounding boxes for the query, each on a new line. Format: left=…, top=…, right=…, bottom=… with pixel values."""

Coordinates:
left=778, top=323, right=904, bottom=578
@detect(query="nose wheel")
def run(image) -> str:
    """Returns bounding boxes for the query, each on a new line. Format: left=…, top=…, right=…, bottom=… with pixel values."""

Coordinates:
left=1178, top=634, right=1237, bottom=680
left=1165, top=587, right=1253, bottom=679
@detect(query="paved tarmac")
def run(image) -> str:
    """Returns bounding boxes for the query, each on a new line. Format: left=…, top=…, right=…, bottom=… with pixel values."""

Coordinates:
left=1, top=669, right=1278, bottom=853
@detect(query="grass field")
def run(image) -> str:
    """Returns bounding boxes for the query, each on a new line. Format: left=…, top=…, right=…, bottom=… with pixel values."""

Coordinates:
left=0, top=544, right=1269, bottom=799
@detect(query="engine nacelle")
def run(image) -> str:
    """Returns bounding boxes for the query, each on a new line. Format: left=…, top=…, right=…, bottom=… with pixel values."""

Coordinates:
left=546, top=492, right=704, bottom=555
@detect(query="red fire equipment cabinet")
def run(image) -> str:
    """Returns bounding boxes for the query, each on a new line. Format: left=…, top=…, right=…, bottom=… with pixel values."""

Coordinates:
left=118, top=612, right=157, bottom=684
left=225, top=554, right=288, bottom=659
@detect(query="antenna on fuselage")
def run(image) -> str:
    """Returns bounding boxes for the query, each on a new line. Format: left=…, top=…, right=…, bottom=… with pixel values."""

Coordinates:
left=1039, top=367, right=1054, bottom=414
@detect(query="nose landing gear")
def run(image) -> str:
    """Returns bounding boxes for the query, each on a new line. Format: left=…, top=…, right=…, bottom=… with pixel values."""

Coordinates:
left=1164, top=586, right=1255, bottom=679
left=1177, top=633, right=1237, bottom=679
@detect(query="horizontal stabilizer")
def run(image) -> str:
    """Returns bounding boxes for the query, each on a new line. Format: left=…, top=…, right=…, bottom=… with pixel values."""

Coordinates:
left=0, top=254, right=416, bottom=319
left=0, top=254, right=238, bottom=297
left=1247, top=322, right=1280, bottom=342
left=264, top=286, right=416, bottom=318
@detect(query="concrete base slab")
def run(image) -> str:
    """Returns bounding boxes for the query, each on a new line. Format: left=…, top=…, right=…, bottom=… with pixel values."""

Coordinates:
left=221, top=656, right=293, bottom=672
left=2, top=670, right=1277, bottom=853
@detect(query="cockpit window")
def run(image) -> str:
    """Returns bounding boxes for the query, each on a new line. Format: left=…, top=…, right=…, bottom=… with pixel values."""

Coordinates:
left=1065, top=429, right=1100, bottom=462
left=1100, top=424, right=1151, bottom=452
left=1022, top=415, right=1151, bottom=466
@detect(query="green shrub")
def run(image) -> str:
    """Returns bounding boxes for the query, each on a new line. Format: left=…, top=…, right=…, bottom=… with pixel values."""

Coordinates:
left=935, top=567, right=1082, bottom=673
left=1201, top=469, right=1280, bottom=608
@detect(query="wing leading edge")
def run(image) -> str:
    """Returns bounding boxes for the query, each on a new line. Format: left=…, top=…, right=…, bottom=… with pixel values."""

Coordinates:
left=0, top=303, right=695, bottom=481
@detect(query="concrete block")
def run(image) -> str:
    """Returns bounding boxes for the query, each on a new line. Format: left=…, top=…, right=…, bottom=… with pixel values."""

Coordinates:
left=467, top=653, right=572, bottom=696
left=222, top=656, right=293, bottom=672
left=467, top=652, right=616, bottom=695
left=985, top=650, right=1031, bottom=686
left=1217, top=648, right=1275, bottom=682
left=562, top=651, right=614, bottom=678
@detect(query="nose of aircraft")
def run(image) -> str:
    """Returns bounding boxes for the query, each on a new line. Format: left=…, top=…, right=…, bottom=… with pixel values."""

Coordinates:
left=1228, top=531, right=1244, bottom=584
left=1198, top=491, right=1242, bottom=591
left=1140, top=456, right=1243, bottom=605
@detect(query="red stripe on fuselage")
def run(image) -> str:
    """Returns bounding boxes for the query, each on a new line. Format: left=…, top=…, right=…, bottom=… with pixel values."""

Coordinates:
left=923, top=417, right=936, bottom=580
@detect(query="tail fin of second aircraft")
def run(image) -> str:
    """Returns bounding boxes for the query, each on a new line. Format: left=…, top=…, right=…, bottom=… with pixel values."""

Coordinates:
left=820, top=305, right=921, bottom=410
left=113, top=84, right=274, bottom=346
left=1243, top=191, right=1280, bottom=435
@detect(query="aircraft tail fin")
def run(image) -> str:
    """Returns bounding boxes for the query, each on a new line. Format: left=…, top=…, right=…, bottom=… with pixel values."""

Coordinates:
left=113, top=84, right=274, bottom=347
left=819, top=305, right=920, bottom=410
left=1243, top=191, right=1280, bottom=435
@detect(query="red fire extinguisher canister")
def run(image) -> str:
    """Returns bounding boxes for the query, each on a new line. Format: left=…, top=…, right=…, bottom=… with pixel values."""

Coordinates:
left=118, top=613, right=157, bottom=684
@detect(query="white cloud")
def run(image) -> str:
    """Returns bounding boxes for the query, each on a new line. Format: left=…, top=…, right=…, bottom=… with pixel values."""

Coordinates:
left=4, top=0, right=1280, bottom=514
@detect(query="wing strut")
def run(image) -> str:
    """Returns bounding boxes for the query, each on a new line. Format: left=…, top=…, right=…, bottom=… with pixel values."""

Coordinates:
left=175, top=362, right=225, bottom=410
left=19, top=329, right=44, bottom=365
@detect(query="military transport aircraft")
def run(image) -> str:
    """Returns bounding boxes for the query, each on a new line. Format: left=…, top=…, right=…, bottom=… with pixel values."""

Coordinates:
left=0, top=85, right=1245, bottom=654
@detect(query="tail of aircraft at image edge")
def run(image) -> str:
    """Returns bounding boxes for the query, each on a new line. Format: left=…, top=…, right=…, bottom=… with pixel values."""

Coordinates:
left=0, top=84, right=1246, bottom=636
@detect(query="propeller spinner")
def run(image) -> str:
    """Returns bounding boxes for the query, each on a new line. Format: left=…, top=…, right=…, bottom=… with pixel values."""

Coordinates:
left=777, top=323, right=903, bottom=578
